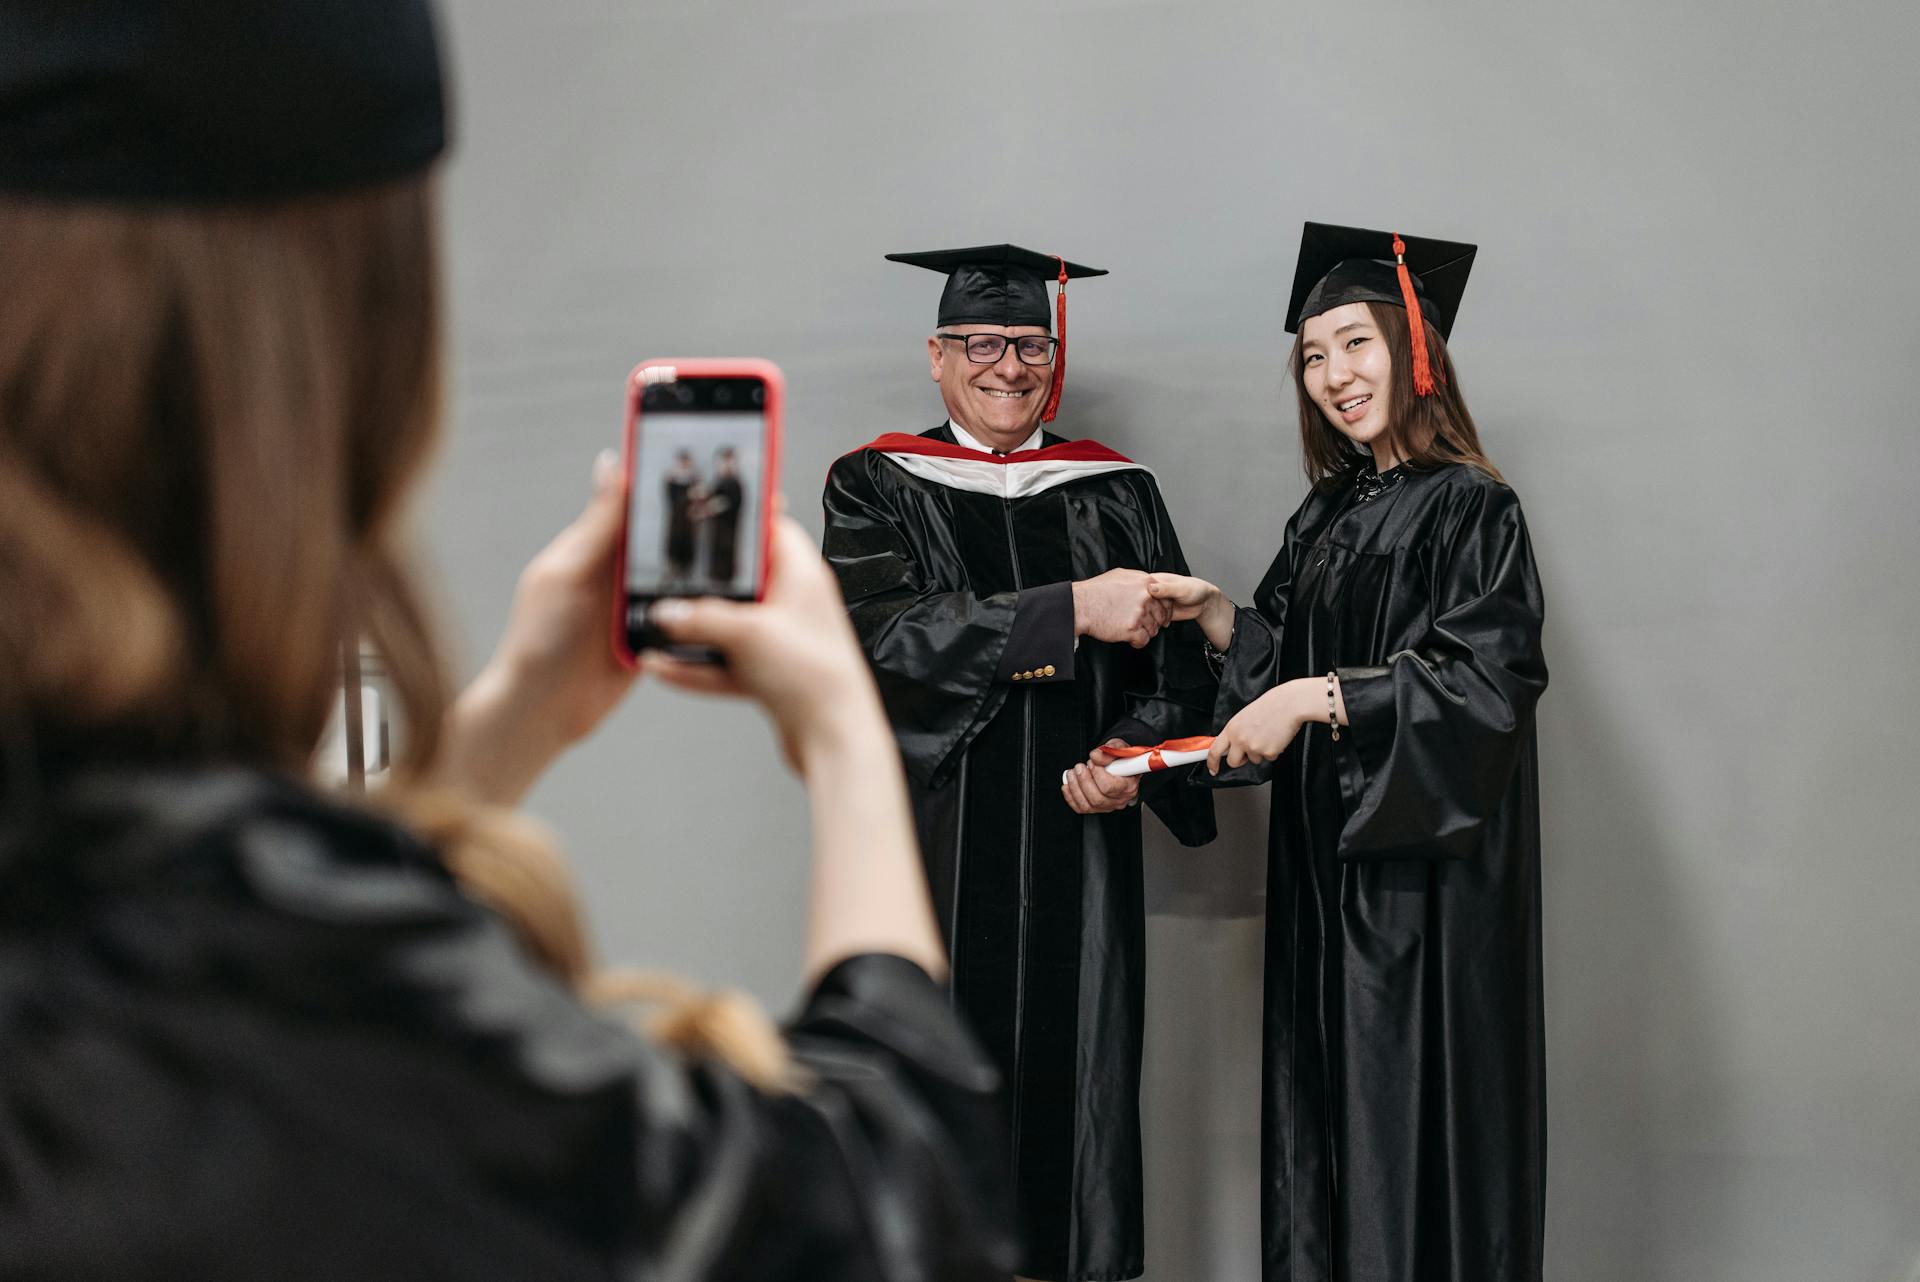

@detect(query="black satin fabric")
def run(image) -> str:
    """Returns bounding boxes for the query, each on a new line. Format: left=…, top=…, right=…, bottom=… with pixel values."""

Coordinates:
left=824, top=426, right=1216, bottom=1281
left=1208, top=462, right=1548, bottom=1282
left=0, top=768, right=1018, bottom=1280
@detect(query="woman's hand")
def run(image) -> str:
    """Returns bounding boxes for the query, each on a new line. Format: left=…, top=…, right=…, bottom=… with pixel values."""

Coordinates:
left=441, top=451, right=640, bottom=805
left=644, top=512, right=888, bottom=776
left=649, top=512, right=947, bottom=982
left=1207, top=680, right=1320, bottom=774
left=1061, top=739, right=1141, bottom=814
left=1143, top=571, right=1216, bottom=619
left=1146, top=572, right=1235, bottom=651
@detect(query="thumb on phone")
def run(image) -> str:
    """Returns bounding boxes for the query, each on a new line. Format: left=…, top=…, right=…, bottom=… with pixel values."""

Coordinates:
left=648, top=596, right=758, bottom=651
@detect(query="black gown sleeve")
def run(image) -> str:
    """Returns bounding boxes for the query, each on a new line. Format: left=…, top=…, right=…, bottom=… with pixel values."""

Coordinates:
left=0, top=774, right=1017, bottom=1281
left=823, top=452, right=1064, bottom=786
left=1204, top=512, right=1300, bottom=789
left=1331, top=480, right=1548, bottom=859
left=1096, top=475, right=1219, bottom=845
left=632, top=953, right=1018, bottom=1280
left=994, top=580, right=1076, bottom=683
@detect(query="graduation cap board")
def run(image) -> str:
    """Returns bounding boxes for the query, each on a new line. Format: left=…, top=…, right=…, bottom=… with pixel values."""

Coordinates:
left=0, top=0, right=446, bottom=203
left=1286, top=223, right=1476, bottom=397
left=887, top=244, right=1106, bottom=422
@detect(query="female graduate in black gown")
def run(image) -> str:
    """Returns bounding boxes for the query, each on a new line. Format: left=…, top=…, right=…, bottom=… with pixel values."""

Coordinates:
left=664, top=449, right=702, bottom=584
left=0, top=5, right=1014, bottom=1278
left=1145, top=225, right=1549, bottom=1282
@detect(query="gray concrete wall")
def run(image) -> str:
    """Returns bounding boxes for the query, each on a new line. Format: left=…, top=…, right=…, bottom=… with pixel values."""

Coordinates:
left=429, top=2, right=1920, bottom=1276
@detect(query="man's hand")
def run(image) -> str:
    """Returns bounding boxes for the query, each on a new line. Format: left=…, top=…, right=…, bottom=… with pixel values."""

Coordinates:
left=1072, top=568, right=1172, bottom=648
left=1061, top=739, right=1141, bottom=814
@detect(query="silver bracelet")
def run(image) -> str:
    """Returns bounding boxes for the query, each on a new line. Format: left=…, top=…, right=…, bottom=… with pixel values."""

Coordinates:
left=1201, top=601, right=1236, bottom=671
left=1327, top=671, right=1340, bottom=742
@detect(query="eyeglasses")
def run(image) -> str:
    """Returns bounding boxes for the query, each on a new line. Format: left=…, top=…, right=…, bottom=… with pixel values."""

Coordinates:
left=936, top=333, right=1059, bottom=365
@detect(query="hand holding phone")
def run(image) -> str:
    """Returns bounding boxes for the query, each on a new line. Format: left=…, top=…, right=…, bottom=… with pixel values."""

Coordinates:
left=613, top=359, right=784, bottom=666
left=643, top=514, right=889, bottom=776
left=443, top=449, right=639, bottom=806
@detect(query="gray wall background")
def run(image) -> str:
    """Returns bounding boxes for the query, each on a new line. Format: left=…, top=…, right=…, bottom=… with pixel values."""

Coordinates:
left=426, top=2, right=1920, bottom=1277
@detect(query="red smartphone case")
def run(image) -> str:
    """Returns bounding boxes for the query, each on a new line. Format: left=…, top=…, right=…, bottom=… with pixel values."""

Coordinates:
left=611, top=358, right=786, bottom=669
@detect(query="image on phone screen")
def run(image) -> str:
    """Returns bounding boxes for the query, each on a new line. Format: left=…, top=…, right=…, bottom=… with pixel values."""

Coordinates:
left=625, top=377, right=767, bottom=605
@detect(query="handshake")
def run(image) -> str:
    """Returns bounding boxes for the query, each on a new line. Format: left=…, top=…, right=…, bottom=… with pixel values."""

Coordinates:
left=1071, top=568, right=1223, bottom=649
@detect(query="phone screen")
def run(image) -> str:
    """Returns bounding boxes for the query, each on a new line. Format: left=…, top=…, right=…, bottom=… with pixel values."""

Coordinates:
left=624, top=374, right=768, bottom=620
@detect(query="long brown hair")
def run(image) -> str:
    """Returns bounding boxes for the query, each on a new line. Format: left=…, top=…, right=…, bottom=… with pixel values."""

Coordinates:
left=0, top=182, right=794, bottom=1090
left=1292, top=299, right=1502, bottom=491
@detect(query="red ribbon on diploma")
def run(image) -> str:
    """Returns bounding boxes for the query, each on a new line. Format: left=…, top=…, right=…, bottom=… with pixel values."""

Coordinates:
left=1103, top=736, right=1215, bottom=772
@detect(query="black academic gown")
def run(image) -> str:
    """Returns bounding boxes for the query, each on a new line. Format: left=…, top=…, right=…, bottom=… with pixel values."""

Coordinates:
left=1210, top=461, right=1548, bottom=1282
left=0, top=767, right=1018, bottom=1281
left=823, top=424, right=1216, bottom=1282
left=705, top=474, right=744, bottom=587
left=664, top=474, right=697, bottom=573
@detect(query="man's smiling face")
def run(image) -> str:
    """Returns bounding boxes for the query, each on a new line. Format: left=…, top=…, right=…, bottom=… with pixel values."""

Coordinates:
left=927, top=323, right=1051, bottom=450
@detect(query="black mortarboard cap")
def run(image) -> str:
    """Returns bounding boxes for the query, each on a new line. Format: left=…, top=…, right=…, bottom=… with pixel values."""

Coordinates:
left=887, top=243, right=1106, bottom=422
left=887, top=244, right=1106, bottom=329
left=1285, top=222, right=1476, bottom=340
left=0, top=0, right=447, bottom=204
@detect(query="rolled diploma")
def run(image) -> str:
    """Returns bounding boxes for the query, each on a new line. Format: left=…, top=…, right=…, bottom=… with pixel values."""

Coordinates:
left=1103, top=746, right=1211, bottom=777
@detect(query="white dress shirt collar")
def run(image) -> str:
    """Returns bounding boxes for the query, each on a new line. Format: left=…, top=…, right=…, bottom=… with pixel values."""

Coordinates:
left=948, top=419, right=1043, bottom=455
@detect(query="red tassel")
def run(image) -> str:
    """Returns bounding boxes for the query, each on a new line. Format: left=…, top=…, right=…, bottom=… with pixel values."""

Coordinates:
left=1041, top=255, right=1068, bottom=422
left=1393, top=234, right=1436, bottom=397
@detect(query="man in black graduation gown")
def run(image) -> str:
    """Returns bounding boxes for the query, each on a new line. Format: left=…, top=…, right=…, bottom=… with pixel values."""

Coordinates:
left=703, top=446, right=745, bottom=588
left=823, top=245, right=1216, bottom=1282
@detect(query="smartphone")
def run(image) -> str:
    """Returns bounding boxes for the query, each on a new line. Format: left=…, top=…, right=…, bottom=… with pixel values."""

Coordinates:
left=614, top=358, right=783, bottom=666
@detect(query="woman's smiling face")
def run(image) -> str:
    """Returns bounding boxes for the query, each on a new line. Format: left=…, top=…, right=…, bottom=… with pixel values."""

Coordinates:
left=1299, top=302, right=1393, bottom=452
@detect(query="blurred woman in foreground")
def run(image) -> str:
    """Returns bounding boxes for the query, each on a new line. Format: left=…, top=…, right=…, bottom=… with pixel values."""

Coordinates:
left=0, top=2, right=1012, bottom=1277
